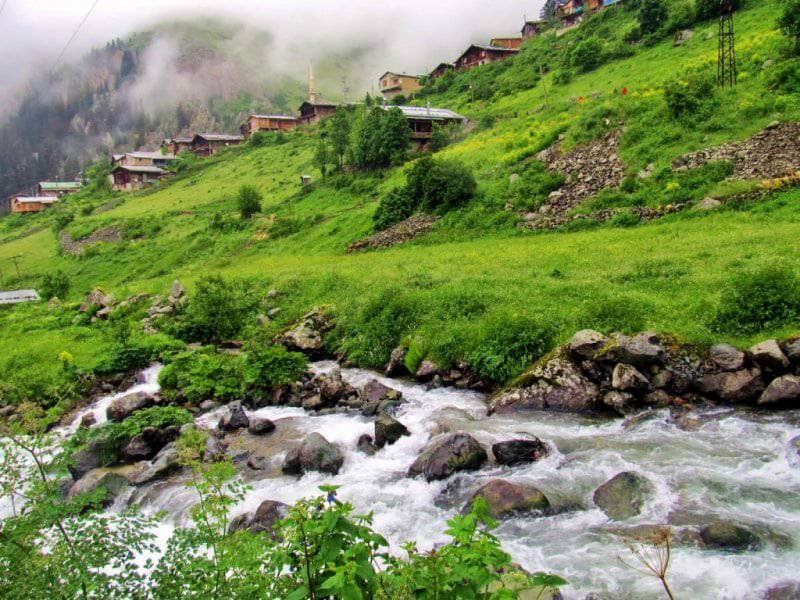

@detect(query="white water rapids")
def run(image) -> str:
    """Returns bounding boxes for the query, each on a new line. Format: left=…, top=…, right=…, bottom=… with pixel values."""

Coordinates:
left=11, top=362, right=800, bottom=599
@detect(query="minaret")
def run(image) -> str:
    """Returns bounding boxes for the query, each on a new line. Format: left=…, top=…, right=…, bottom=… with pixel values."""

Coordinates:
left=308, top=63, right=317, bottom=104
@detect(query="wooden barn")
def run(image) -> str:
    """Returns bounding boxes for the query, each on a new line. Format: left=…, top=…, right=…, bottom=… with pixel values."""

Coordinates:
left=190, top=133, right=245, bottom=157
left=490, top=37, right=523, bottom=50
left=378, top=72, right=422, bottom=99
left=298, top=101, right=340, bottom=126
left=522, top=20, right=549, bottom=39
left=110, top=165, right=168, bottom=192
left=382, top=105, right=467, bottom=150
left=428, top=63, right=454, bottom=80
left=243, top=114, right=298, bottom=136
left=162, top=137, right=193, bottom=155
left=454, top=44, right=519, bottom=70
left=37, top=181, right=81, bottom=197
left=10, top=196, right=58, bottom=213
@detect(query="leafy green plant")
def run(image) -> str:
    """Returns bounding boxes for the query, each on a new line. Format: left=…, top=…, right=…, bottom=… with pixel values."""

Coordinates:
left=237, top=184, right=262, bottom=219
left=713, top=266, right=800, bottom=334
left=373, top=189, right=416, bottom=231
left=242, top=345, right=307, bottom=396
left=638, top=0, right=668, bottom=35
left=39, top=270, right=70, bottom=301
left=779, top=0, right=800, bottom=54
left=571, top=37, right=605, bottom=72
left=663, top=72, right=716, bottom=119
left=158, top=349, right=244, bottom=404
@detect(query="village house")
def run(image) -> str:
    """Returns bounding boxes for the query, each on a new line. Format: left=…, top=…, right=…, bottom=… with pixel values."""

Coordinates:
left=454, top=44, right=520, bottom=70
left=37, top=181, right=81, bottom=197
left=120, top=151, right=178, bottom=168
left=428, top=63, right=454, bottom=80
left=378, top=72, right=422, bottom=100
left=162, top=137, right=193, bottom=155
left=109, top=165, right=169, bottom=192
left=490, top=37, right=523, bottom=50
left=557, top=0, right=605, bottom=28
left=522, top=20, right=549, bottom=39
left=382, top=105, right=467, bottom=150
left=190, top=133, right=245, bottom=157
left=298, top=101, right=340, bottom=126
left=10, top=196, right=58, bottom=213
left=242, top=114, right=298, bottom=137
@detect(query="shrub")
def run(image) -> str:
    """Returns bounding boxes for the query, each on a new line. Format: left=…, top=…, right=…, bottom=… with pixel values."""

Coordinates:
left=93, top=335, right=184, bottom=376
left=373, top=189, right=415, bottom=231
left=666, top=0, right=696, bottom=32
left=582, top=295, right=649, bottom=334
left=571, top=37, right=605, bottom=72
left=713, top=266, right=800, bottom=334
left=408, top=156, right=478, bottom=214
left=779, top=0, right=800, bottom=55
left=664, top=72, right=716, bottom=118
left=767, top=59, right=800, bottom=93
left=158, top=349, right=243, bottom=404
left=696, top=0, right=742, bottom=21
left=169, top=276, right=256, bottom=344
left=39, top=270, right=70, bottom=301
left=465, top=314, right=556, bottom=384
left=237, top=185, right=262, bottom=219
left=638, top=0, right=668, bottom=35
left=242, top=345, right=307, bottom=396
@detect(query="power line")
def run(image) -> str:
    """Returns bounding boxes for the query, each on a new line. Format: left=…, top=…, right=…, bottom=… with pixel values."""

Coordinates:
left=54, top=0, right=101, bottom=66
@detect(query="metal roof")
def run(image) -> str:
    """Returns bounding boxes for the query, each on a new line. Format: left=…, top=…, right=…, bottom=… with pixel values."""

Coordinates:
left=38, top=181, right=80, bottom=190
left=164, top=137, right=193, bottom=143
left=469, top=44, right=520, bottom=53
left=249, top=114, right=298, bottom=121
left=14, top=196, right=58, bottom=204
left=194, top=133, right=245, bottom=142
left=382, top=105, right=466, bottom=121
left=127, top=151, right=178, bottom=160
left=0, top=290, right=40, bottom=305
left=112, top=165, right=167, bottom=174
left=379, top=72, right=421, bottom=81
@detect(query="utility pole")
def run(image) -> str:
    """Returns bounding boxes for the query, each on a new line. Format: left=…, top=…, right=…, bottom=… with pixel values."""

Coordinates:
left=718, top=0, right=737, bottom=87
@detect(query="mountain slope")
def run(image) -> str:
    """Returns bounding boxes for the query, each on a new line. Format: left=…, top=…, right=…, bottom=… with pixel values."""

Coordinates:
left=1, top=0, right=799, bottom=406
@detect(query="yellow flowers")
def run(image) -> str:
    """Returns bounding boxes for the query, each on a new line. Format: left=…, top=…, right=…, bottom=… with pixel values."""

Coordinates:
left=760, top=171, right=800, bottom=191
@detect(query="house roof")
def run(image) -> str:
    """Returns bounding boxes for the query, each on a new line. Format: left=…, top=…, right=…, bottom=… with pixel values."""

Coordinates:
left=193, top=133, right=245, bottom=142
left=112, top=165, right=167, bottom=174
left=127, top=151, right=178, bottom=160
left=164, top=137, right=193, bottom=144
left=0, top=290, right=40, bottom=305
left=112, top=154, right=125, bottom=162
left=465, top=44, right=520, bottom=54
left=14, top=196, right=58, bottom=204
left=38, top=181, right=80, bottom=191
left=431, top=63, right=454, bottom=71
left=299, top=100, right=340, bottom=110
left=249, top=114, right=298, bottom=121
left=379, top=72, right=420, bottom=81
left=382, top=105, right=466, bottom=122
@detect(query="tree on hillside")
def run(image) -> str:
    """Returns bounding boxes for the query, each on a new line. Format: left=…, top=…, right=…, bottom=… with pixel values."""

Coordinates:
left=380, top=107, right=412, bottom=166
left=351, top=106, right=410, bottom=170
left=779, top=0, right=800, bottom=54
left=329, top=109, right=351, bottom=169
left=237, top=184, right=262, bottom=219
left=695, top=0, right=742, bottom=22
left=638, top=0, right=668, bottom=35
left=314, top=138, right=331, bottom=177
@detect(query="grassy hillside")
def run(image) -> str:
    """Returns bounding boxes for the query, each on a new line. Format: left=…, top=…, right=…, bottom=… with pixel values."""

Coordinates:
left=1, top=0, right=799, bottom=409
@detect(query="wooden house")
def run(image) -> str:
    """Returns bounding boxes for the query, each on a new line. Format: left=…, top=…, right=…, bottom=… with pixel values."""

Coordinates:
left=558, top=0, right=593, bottom=27
left=454, top=44, right=519, bottom=70
left=190, top=133, right=245, bottom=157
left=110, top=165, right=169, bottom=192
left=243, top=114, right=298, bottom=137
left=10, top=196, right=58, bottom=213
left=378, top=72, right=422, bottom=99
left=298, top=101, right=340, bottom=126
left=37, top=181, right=81, bottom=197
left=428, top=63, right=454, bottom=80
left=522, top=20, right=549, bottom=39
left=490, top=37, right=523, bottom=50
left=162, top=137, right=193, bottom=155
left=382, top=105, right=467, bottom=150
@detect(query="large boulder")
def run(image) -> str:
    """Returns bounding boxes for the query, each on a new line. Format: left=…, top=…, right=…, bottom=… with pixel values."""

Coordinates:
left=709, top=344, right=747, bottom=372
left=568, top=329, right=609, bottom=360
left=218, top=404, right=249, bottom=431
left=749, top=340, right=790, bottom=373
left=492, top=438, right=549, bottom=466
left=408, top=433, right=487, bottom=482
left=415, top=360, right=439, bottom=382
left=229, top=500, right=290, bottom=538
left=69, top=469, right=128, bottom=506
left=759, top=375, right=800, bottom=408
left=69, top=439, right=108, bottom=480
left=783, top=339, right=800, bottom=364
left=79, top=288, right=112, bottom=313
left=603, top=391, right=636, bottom=414
left=599, top=333, right=667, bottom=367
left=128, top=443, right=183, bottom=485
left=464, top=480, right=550, bottom=519
left=106, top=392, right=154, bottom=422
left=121, top=426, right=180, bottom=462
left=374, top=413, right=410, bottom=448
left=277, top=309, right=331, bottom=355
left=318, top=369, right=347, bottom=405
left=385, top=346, right=408, bottom=377
left=248, top=417, right=276, bottom=436
left=699, top=369, right=764, bottom=403
left=360, top=380, right=403, bottom=416
left=612, top=364, right=650, bottom=392
left=490, top=355, right=600, bottom=414
left=282, top=433, right=344, bottom=475
left=700, top=521, right=763, bottom=552
left=357, top=434, right=378, bottom=456
left=593, top=472, right=653, bottom=520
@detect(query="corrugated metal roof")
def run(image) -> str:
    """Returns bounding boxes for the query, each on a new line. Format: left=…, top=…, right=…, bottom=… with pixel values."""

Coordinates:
left=195, top=133, right=245, bottom=142
left=113, top=165, right=167, bottom=174
left=14, top=196, right=58, bottom=204
left=39, top=181, right=80, bottom=190
left=249, top=114, right=297, bottom=121
left=0, top=290, right=40, bottom=305
left=127, top=152, right=178, bottom=160
left=382, top=105, right=466, bottom=121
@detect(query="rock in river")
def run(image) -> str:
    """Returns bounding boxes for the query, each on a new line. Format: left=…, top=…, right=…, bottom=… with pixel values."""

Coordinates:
left=593, top=472, right=653, bottom=520
left=218, top=404, right=250, bottom=431
left=465, top=479, right=550, bottom=519
left=492, top=438, right=549, bottom=466
left=282, top=432, right=344, bottom=475
left=759, top=375, right=800, bottom=408
left=106, top=391, right=154, bottom=422
left=700, top=521, right=763, bottom=553
left=408, top=433, right=487, bottom=482
left=374, top=413, right=410, bottom=448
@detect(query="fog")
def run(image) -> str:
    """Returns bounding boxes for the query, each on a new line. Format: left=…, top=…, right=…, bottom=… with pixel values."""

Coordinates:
left=0, top=0, right=545, bottom=98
